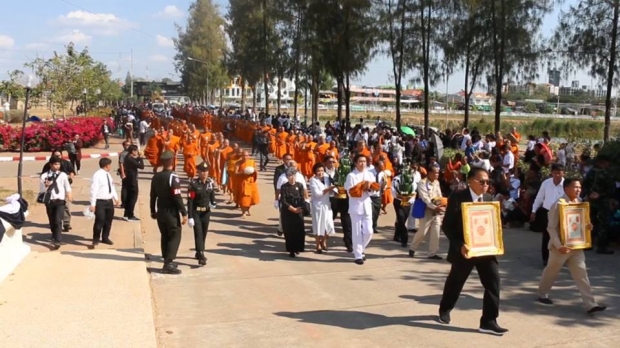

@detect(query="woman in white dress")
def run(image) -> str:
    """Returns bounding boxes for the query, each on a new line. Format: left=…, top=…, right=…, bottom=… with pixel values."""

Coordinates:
left=309, top=162, right=336, bottom=253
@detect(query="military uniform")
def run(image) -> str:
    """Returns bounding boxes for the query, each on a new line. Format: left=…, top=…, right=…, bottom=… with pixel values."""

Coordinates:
left=583, top=164, right=616, bottom=253
left=150, top=151, right=188, bottom=273
left=187, top=162, right=216, bottom=265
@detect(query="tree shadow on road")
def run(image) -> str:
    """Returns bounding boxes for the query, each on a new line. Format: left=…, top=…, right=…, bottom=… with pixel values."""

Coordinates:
left=274, top=310, right=478, bottom=333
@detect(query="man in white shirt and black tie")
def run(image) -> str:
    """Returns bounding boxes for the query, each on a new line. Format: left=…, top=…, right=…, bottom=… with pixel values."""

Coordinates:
left=438, top=167, right=508, bottom=336
left=39, top=156, right=73, bottom=250
left=90, top=158, right=119, bottom=246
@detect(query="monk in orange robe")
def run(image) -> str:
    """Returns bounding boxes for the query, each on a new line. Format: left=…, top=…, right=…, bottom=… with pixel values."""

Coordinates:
left=275, top=127, right=288, bottom=160
left=163, top=129, right=181, bottom=170
left=315, top=136, right=330, bottom=164
left=510, top=126, right=521, bottom=143
left=225, top=145, right=242, bottom=204
left=235, top=151, right=260, bottom=217
left=325, top=141, right=340, bottom=163
left=144, top=129, right=163, bottom=173
left=376, top=160, right=393, bottom=213
left=300, top=139, right=316, bottom=178
left=356, top=140, right=371, bottom=158
left=182, top=133, right=200, bottom=178
left=219, top=140, right=233, bottom=190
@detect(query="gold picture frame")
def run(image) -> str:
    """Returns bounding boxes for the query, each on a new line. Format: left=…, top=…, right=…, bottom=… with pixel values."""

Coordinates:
left=559, top=202, right=592, bottom=249
left=461, top=202, right=505, bottom=257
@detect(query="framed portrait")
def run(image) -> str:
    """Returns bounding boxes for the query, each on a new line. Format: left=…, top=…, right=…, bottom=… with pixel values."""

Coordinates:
left=461, top=202, right=504, bottom=257
left=559, top=202, right=592, bottom=249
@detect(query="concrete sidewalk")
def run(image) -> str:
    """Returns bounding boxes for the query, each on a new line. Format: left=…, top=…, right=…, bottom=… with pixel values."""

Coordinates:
left=0, top=249, right=157, bottom=348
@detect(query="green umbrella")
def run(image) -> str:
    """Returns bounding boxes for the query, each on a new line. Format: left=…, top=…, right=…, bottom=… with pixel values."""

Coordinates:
left=400, top=126, right=416, bottom=136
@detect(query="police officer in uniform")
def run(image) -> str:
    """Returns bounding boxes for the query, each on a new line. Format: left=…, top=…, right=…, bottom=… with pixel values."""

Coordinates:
left=150, top=150, right=188, bottom=274
left=187, top=162, right=217, bottom=266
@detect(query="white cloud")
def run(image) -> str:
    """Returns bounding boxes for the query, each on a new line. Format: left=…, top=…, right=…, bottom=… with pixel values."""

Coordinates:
left=23, top=42, right=49, bottom=50
left=150, top=54, right=169, bottom=63
left=56, top=10, right=137, bottom=35
left=155, top=5, right=184, bottom=18
left=0, top=35, right=15, bottom=49
left=156, top=35, right=174, bottom=48
left=50, top=30, right=92, bottom=44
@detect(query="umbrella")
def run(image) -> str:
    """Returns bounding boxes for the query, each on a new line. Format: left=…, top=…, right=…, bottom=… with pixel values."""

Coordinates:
left=431, top=132, right=444, bottom=160
left=400, top=126, right=415, bottom=136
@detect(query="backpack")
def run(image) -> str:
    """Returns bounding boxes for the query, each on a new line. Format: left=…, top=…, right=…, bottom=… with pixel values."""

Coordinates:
left=65, top=142, right=76, bottom=154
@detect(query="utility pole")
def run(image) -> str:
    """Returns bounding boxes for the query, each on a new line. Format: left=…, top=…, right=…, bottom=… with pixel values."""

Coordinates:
left=262, top=0, right=269, bottom=114
left=130, top=49, right=134, bottom=99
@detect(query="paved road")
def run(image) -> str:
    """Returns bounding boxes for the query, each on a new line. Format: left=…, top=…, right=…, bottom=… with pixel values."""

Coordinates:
left=137, top=148, right=620, bottom=347
left=2, top=137, right=620, bottom=347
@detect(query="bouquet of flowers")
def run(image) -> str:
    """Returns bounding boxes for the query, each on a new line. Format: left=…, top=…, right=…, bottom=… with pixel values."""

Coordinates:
left=398, top=164, right=415, bottom=205
left=334, top=155, right=352, bottom=198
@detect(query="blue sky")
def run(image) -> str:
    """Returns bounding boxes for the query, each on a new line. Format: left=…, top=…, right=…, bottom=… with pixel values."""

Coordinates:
left=0, top=0, right=593, bottom=93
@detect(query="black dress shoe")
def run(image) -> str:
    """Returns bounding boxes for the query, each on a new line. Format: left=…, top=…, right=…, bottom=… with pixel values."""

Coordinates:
left=596, top=248, right=615, bottom=255
left=428, top=255, right=443, bottom=260
left=92, top=240, right=99, bottom=246
left=537, top=297, right=553, bottom=305
left=289, top=252, right=296, bottom=258
left=62, top=226, right=71, bottom=232
left=479, top=321, right=508, bottom=336
left=401, top=243, right=408, bottom=248
left=162, top=264, right=182, bottom=275
left=101, top=239, right=114, bottom=245
left=438, top=310, right=451, bottom=324
left=354, top=259, right=364, bottom=265
left=346, top=247, right=353, bottom=253
left=408, top=250, right=415, bottom=258
left=587, top=305, right=607, bottom=314
left=277, top=230, right=283, bottom=237
left=198, top=256, right=207, bottom=266
left=52, top=242, right=61, bottom=251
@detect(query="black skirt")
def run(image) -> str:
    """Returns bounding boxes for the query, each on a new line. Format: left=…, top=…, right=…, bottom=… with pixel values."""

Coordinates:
left=281, top=209, right=305, bottom=253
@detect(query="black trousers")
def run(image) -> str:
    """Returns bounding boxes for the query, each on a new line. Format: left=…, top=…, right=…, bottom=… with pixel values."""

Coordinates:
left=157, top=209, right=183, bottom=262
left=121, top=182, right=128, bottom=207
left=124, top=184, right=139, bottom=218
left=46, top=200, right=65, bottom=242
left=103, top=133, right=110, bottom=148
left=192, top=211, right=211, bottom=252
left=371, top=196, right=381, bottom=233
left=439, top=257, right=500, bottom=325
left=393, top=199, right=409, bottom=246
left=535, top=207, right=550, bottom=262
left=258, top=145, right=269, bottom=169
left=139, top=132, right=147, bottom=147
left=68, top=153, right=81, bottom=172
left=331, top=198, right=352, bottom=249
left=93, top=199, right=114, bottom=241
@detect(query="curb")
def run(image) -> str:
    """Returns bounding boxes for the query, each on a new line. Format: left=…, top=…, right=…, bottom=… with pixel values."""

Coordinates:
left=0, top=152, right=119, bottom=162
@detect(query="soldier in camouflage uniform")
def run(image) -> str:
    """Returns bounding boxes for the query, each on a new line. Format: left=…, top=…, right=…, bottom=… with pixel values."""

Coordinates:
left=582, top=155, right=615, bottom=254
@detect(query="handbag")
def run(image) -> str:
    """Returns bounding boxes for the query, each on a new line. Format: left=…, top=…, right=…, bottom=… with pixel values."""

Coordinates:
left=411, top=197, right=426, bottom=218
left=37, top=173, right=59, bottom=204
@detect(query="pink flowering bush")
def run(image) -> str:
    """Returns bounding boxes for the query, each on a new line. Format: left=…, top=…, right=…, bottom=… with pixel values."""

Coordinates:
left=0, top=117, right=104, bottom=152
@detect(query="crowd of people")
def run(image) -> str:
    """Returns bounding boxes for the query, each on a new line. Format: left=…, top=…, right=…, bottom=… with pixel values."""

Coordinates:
left=35, top=103, right=616, bottom=335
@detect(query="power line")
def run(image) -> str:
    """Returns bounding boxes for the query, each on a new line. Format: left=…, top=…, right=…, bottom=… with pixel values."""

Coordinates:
left=57, top=0, right=160, bottom=39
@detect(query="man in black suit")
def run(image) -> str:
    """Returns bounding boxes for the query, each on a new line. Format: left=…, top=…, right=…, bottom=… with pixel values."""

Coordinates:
left=273, top=153, right=292, bottom=236
left=438, top=167, right=508, bottom=336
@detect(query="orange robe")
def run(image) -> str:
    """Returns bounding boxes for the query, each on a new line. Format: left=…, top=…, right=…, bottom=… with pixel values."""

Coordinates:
left=226, top=154, right=240, bottom=193
left=301, top=142, right=316, bottom=178
left=316, top=143, right=330, bottom=163
left=163, top=136, right=181, bottom=168
left=276, top=132, right=288, bottom=159
left=219, top=146, right=233, bottom=186
left=236, top=159, right=260, bottom=208
left=382, top=175, right=393, bottom=205
left=182, top=138, right=199, bottom=178
left=144, top=134, right=162, bottom=167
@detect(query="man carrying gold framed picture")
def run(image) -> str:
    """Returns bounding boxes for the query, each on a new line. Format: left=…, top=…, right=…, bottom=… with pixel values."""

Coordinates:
left=537, top=178, right=607, bottom=314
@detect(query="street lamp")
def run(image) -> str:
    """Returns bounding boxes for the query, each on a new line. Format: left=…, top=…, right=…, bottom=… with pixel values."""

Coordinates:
left=187, top=57, right=210, bottom=105
left=17, top=76, right=32, bottom=196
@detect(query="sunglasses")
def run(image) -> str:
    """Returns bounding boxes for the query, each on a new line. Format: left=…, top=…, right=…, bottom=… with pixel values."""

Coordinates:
left=473, top=179, right=490, bottom=186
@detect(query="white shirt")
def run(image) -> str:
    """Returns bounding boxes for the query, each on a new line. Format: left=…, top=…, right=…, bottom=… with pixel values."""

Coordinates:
left=367, top=167, right=381, bottom=197
left=344, top=169, right=375, bottom=216
left=276, top=172, right=307, bottom=191
left=90, top=169, right=118, bottom=206
left=469, top=188, right=483, bottom=202
left=139, top=120, right=149, bottom=133
left=502, top=151, right=515, bottom=173
left=471, top=158, right=492, bottom=172
left=532, top=177, right=565, bottom=212
left=39, top=171, right=72, bottom=200
left=460, top=134, right=471, bottom=150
